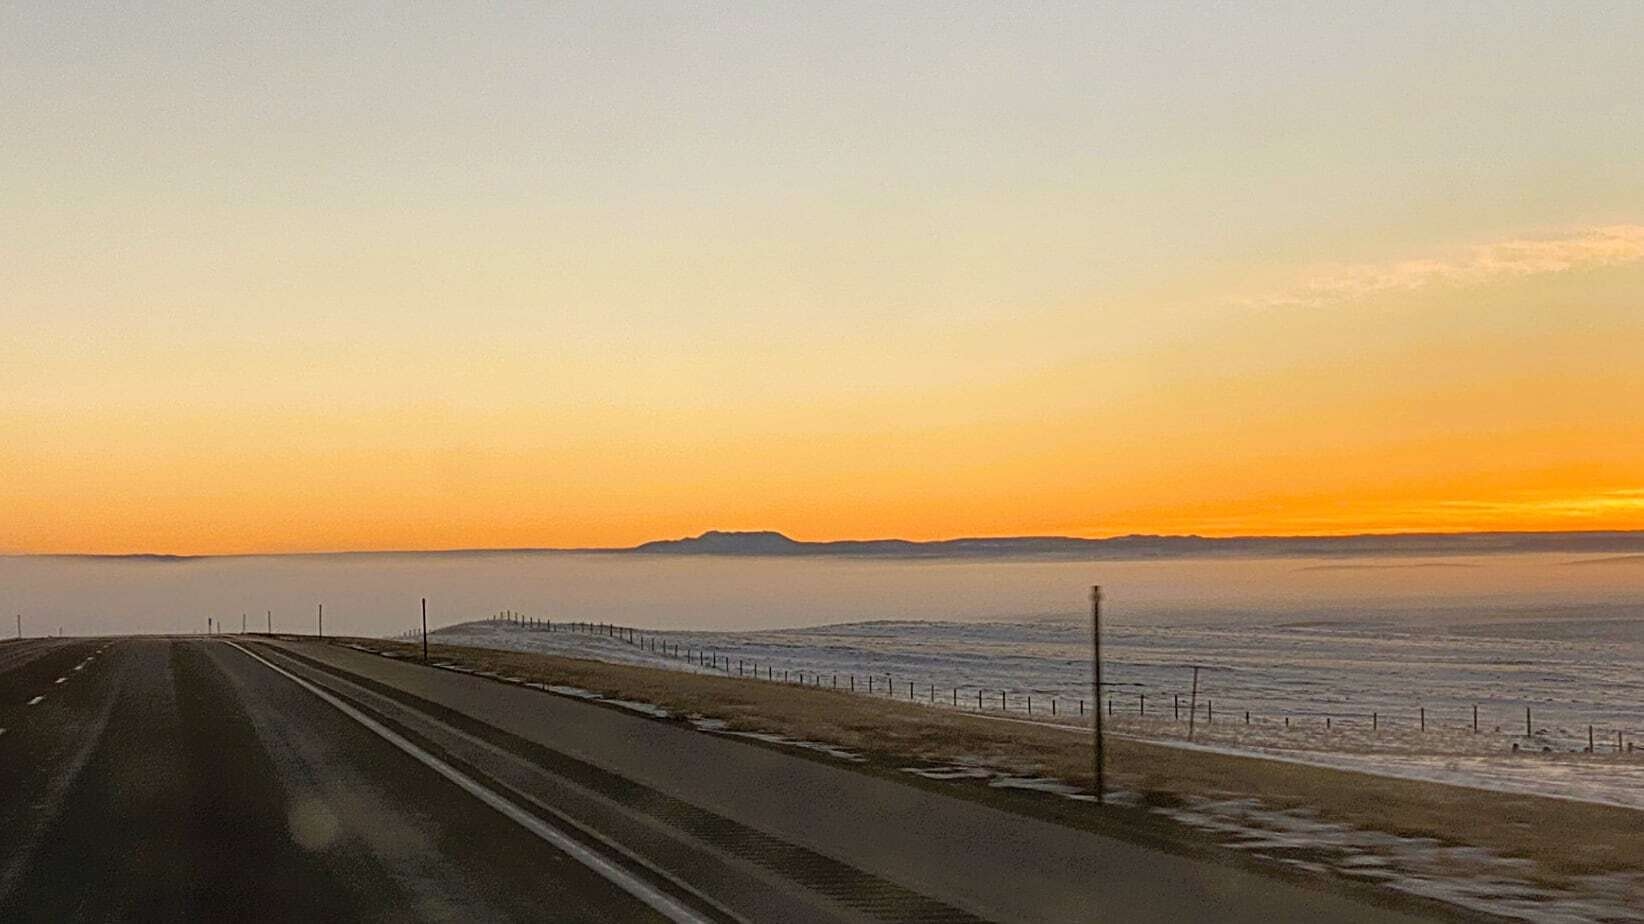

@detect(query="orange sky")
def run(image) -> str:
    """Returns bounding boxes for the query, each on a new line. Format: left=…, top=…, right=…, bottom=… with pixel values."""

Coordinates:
left=4, top=7, right=1643, bottom=554
left=5, top=229, right=1641, bottom=555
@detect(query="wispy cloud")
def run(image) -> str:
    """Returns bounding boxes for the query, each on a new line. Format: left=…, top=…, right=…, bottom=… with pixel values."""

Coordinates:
left=1427, top=489, right=1644, bottom=521
left=1244, top=225, right=1644, bottom=309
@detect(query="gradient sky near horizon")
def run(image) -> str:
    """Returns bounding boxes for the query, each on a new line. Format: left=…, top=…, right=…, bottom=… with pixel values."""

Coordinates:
left=4, top=2, right=1643, bottom=555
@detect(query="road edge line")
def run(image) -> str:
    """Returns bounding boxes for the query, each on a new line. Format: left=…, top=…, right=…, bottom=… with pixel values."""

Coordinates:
left=225, top=640, right=711, bottom=924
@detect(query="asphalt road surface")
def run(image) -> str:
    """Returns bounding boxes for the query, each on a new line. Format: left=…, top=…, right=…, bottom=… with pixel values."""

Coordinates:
left=0, top=636, right=1459, bottom=923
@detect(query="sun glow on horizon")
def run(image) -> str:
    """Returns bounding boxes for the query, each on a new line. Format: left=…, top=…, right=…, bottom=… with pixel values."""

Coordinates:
left=3, top=5, right=1642, bottom=556
left=5, top=220, right=1642, bottom=556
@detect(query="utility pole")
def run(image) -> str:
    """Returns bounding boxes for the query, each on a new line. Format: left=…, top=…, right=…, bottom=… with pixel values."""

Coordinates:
left=1188, top=666, right=1201, bottom=742
left=318, top=603, right=323, bottom=639
left=422, top=597, right=428, bottom=663
left=15, top=614, right=20, bottom=639
left=1091, top=585, right=1104, bottom=805
left=241, top=613, right=246, bottom=635
left=267, top=610, right=272, bottom=634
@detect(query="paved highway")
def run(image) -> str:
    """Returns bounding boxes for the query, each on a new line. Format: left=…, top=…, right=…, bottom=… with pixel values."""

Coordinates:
left=0, top=636, right=1460, bottom=922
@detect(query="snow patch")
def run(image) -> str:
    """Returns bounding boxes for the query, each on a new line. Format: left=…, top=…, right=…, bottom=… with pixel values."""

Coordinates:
left=1159, top=796, right=1644, bottom=923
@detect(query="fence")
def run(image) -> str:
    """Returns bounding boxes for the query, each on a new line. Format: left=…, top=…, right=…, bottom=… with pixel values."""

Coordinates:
left=391, top=612, right=1644, bottom=756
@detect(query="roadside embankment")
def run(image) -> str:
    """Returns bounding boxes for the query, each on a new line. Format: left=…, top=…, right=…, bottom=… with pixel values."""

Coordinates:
left=333, top=635, right=1644, bottom=921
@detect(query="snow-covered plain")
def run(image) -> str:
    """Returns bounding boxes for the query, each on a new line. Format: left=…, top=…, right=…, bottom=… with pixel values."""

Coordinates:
left=431, top=613, right=1644, bottom=811
left=404, top=612, right=1644, bottom=922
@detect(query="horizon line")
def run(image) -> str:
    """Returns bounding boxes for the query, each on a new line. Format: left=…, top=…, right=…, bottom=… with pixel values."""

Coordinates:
left=6, top=526, right=1644, bottom=561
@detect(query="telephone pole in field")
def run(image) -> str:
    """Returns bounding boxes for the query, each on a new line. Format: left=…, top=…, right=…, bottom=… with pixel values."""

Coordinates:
left=1092, top=585, right=1105, bottom=805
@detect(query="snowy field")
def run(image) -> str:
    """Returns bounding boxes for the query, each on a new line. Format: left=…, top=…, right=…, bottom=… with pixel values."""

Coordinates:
left=431, top=612, right=1644, bottom=811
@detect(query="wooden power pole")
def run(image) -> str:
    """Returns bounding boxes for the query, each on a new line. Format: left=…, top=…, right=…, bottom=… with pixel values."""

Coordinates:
left=1188, top=665, right=1201, bottom=742
left=1092, top=585, right=1105, bottom=805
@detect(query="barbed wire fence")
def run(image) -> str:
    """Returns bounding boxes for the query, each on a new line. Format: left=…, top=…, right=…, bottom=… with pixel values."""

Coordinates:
left=384, top=611, right=1641, bottom=756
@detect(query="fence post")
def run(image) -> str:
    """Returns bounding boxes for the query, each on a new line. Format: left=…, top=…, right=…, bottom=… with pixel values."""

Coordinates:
left=1473, top=704, right=1478, bottom=733
left=1526, top=705, right=1532, bottom=737
left=1420, top=706, right=1425, bottom=731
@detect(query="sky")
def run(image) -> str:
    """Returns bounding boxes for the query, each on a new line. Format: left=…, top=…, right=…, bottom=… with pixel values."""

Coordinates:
left=3, top=2, right=1643, bottom=555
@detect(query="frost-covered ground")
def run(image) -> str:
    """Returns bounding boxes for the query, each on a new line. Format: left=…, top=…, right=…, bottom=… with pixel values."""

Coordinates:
left=1156, top=794, right=1644, bottom=923
left=895, top=759, right=1644, bottom=923
left=384, top=626, right=1644, bottom=923
left=430, top=615, right=1644, bottom=810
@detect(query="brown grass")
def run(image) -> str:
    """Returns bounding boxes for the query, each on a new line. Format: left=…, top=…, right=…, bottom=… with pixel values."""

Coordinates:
left=334, top=636, right=1642, bottom=885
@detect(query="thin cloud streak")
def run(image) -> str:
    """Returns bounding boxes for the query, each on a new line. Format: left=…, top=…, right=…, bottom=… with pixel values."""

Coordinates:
left=1433, top=489, right=1644, bottom=515
left=1243, top=225, right=1644, bottom=309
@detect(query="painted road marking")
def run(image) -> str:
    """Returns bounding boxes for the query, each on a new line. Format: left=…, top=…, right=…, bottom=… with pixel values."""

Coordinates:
left=27, top=696, right=44, bottom=706
left=228, top=642, right=709, bottom=924
left=54, top=677, right=67, bottom=684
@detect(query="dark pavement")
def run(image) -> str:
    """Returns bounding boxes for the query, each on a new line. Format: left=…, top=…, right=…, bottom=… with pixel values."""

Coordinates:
left=0, top=636, right=1458, bottom=922
left=0, top=638, right=671, bottom=922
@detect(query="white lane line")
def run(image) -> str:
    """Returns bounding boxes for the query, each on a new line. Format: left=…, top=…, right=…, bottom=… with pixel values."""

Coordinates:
left=226, top=643, right=709, bottom=924
left=54, top=677, right=67, bottom=684
left=27, top=696, right=44, bottom=706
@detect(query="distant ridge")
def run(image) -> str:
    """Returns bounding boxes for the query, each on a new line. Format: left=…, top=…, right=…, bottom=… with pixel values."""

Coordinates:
left=631, top=529, right=1644, bottom=560
left=15, top=529, right=1644, bottom=562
